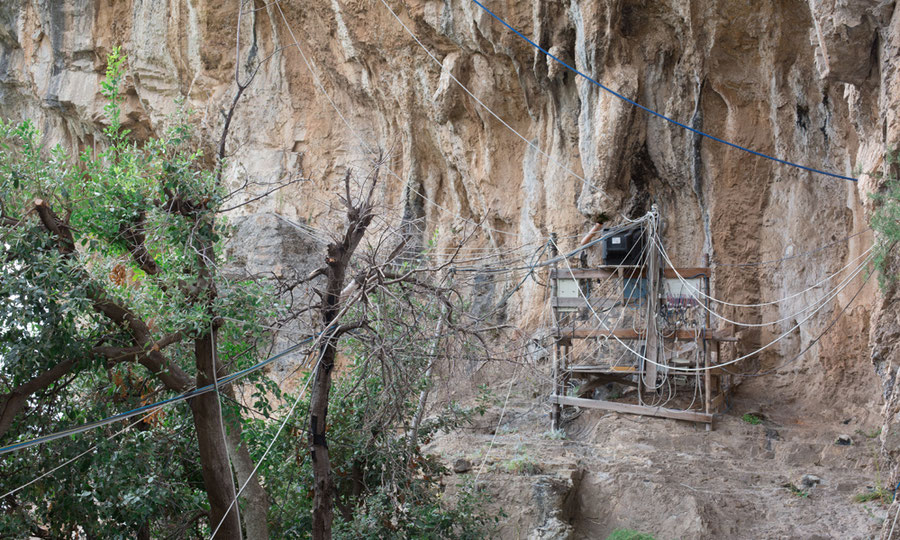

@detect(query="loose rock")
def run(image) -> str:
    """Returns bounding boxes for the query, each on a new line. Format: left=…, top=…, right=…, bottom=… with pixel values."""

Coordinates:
left=801, top=474, right=822, bottom=489
left=453, top=458, right=472, bottom=474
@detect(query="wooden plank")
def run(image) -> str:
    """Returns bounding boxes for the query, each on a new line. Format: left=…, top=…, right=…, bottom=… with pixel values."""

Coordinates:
left=550, top=268, right=621, bottom=279
left=549, top=395, right=713, bottom=423
left=556, top=327, right=736, bottom=341
left=710, top=392, right=725, bottom=411
left=551, top=343, right=560, bottom=430
left=567, top=365, right=640, bottom=374
left=662, top=267, right=710, bottom=279
left=549, top=267, right=710, bottom=280
left=551, top=297, right=617, bottom=309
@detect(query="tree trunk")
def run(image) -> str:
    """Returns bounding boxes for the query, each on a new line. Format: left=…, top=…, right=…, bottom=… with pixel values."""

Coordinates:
left=191, top=332, right=242, bottom=539
left=309, top=169, right=377, bottom=540
left=222, top=385, right=271, bottom=540
left=309, top=256, right=344, bottom=540
left=309, top=350, right=336, bottom=540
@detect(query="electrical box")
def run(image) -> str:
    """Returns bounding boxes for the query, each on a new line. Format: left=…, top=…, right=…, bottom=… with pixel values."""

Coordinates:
left=663, top=277, right=702, bottom=306
left=558, top=279, right=580, bottom=298
left=601, top=227, right=645, bottom=266
left=556, top=278, right=580, bottom=313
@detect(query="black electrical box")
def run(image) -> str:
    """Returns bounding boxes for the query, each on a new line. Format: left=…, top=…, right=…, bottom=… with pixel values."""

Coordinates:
left=601, top=227, right=645, bottom=265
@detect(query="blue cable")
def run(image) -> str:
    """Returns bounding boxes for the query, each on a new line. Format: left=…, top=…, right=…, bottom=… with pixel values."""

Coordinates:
left=468, top=0, right=858, bottom=183
left=0, top=335, right=316, bottom=456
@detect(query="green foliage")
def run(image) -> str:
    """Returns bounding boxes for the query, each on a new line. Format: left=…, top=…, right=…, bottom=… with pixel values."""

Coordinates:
left=742, top=413, right=763, bottom=425
left=605, top=529, right=656, bottom=540
left=244, top=353, right=500, bottom=539
left=870, top=149, right=900, bottom=289
left=856, top=427, right=882, bottom=439
left=0, top=49, right=276, bottom=537
left=541, top=429, right=566, bottom=440
left=853, top=487, right=892, bottom=505
left=501, top=446, right=540, bottom=475
left=782, top=483, right=810, bottom=498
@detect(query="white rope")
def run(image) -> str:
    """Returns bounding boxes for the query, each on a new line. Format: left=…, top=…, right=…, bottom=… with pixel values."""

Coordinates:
left=656, top=236, right=874, bottom=327
left=552, top=219, right=873, bottom=373
left=474, top=368, right=518, bottom=483
left=209, top=284, right=364, bottom=539
left=271, top=0, right=536, bottom=240
left=209, top=350, right=322, bottom=539
left=658, top=236, right=874, bottom=309
left=0, top=409, right=165, bottom=500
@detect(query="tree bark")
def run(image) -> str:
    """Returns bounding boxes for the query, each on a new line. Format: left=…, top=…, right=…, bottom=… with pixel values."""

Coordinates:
left=309, top=171, right=377, bottom=540
left=0, top=359, right=75, bottom=440
left=222, top=385, right=270, bottom=540
left=309, top=252, right=345, bottom=540
left=191, top=332, right=242, bottom=540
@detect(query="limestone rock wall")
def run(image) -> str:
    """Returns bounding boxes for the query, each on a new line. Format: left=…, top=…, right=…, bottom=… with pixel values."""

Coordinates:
left=2, top=0, right=900, bottom=534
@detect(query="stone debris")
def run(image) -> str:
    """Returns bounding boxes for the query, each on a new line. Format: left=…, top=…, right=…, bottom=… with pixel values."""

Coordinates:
left=801, top=474, right=822, bottom=489
left=453, top=458, right=471, bottom=474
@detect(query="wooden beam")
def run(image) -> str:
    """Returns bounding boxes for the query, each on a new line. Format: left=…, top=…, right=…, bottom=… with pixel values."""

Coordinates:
left=567, top=365, right=640, bottom=374
left=556, top=327, right=736, bottom=341
left=550, top=267, right=638, bottom=279
left=550, top=267, right=711, bottom=280
left=551, top=297, right=617, bottom=309
left=549, top=395, right=713, bottom=423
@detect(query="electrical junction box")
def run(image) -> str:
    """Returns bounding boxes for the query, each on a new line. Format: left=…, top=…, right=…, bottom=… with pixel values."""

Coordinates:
left=601, top=227, right=645, bottom=266
left=557, top=278, right=580, bottom=312
left=663, top=277, right=702, bottom=305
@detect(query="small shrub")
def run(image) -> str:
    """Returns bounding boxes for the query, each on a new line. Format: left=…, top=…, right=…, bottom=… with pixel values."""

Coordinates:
left=853, top=487, right=892, bottom=505
left=782, top=483, right=809, bottom=498
left=856, top=427, right=882, bottom=439
left=742, top=413, right=763, bottom=425
left=606, top=529, right=655, bottom=540
left=503, top=455, right=540, bottom=475
left=541, top=429, right=566, bottom=440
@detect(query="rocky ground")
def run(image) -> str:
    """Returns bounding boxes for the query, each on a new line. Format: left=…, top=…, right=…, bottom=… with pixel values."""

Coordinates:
left=431, top=376, right=888, bottom=539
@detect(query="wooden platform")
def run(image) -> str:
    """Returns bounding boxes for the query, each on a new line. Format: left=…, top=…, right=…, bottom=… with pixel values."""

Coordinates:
left=545, top=232, right=741, bottom=430
left=549, top=395, right=713, bottom=423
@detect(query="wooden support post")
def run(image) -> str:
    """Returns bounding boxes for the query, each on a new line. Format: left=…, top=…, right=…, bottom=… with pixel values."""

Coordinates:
left=551, top=342, right=560, bottom=431
left=703, top=253, right=712, bottom=431
left=643, top=224, right=660, bottom=392
left=549, top=233, right=560, bottom=431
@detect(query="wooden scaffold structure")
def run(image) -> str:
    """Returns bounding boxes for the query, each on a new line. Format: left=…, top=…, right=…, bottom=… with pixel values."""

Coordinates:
left=547, top=207, right=742, bottom=430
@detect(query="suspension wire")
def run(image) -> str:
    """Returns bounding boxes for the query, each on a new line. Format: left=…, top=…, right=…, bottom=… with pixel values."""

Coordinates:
left=377, top=0, right=609, bottom=198
left=712, top=228, right=871, bottom=267
left=1, top=409, right=172, bottom=500
left=467, top=0, right=859, bottom=183
left=655, top=235, right=874, bottom=326
left=552, top=216, right=874, bottom=373
left=209, top=285, right=366, bottom=538
left=272, top=0, right=542, bottom=240
left=725, top=268, right=873, bottom=378
left=661, top=238, right=874, bottom=308
left=0, top=338, right=314, bottom=457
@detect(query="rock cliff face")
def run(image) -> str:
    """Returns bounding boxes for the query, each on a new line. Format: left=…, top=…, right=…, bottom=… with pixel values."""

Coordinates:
left=2, top=0, right=899, bottom=536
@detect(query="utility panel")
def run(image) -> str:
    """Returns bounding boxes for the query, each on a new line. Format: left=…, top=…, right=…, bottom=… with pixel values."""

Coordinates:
left=601, top=227, right=645, bottom=265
